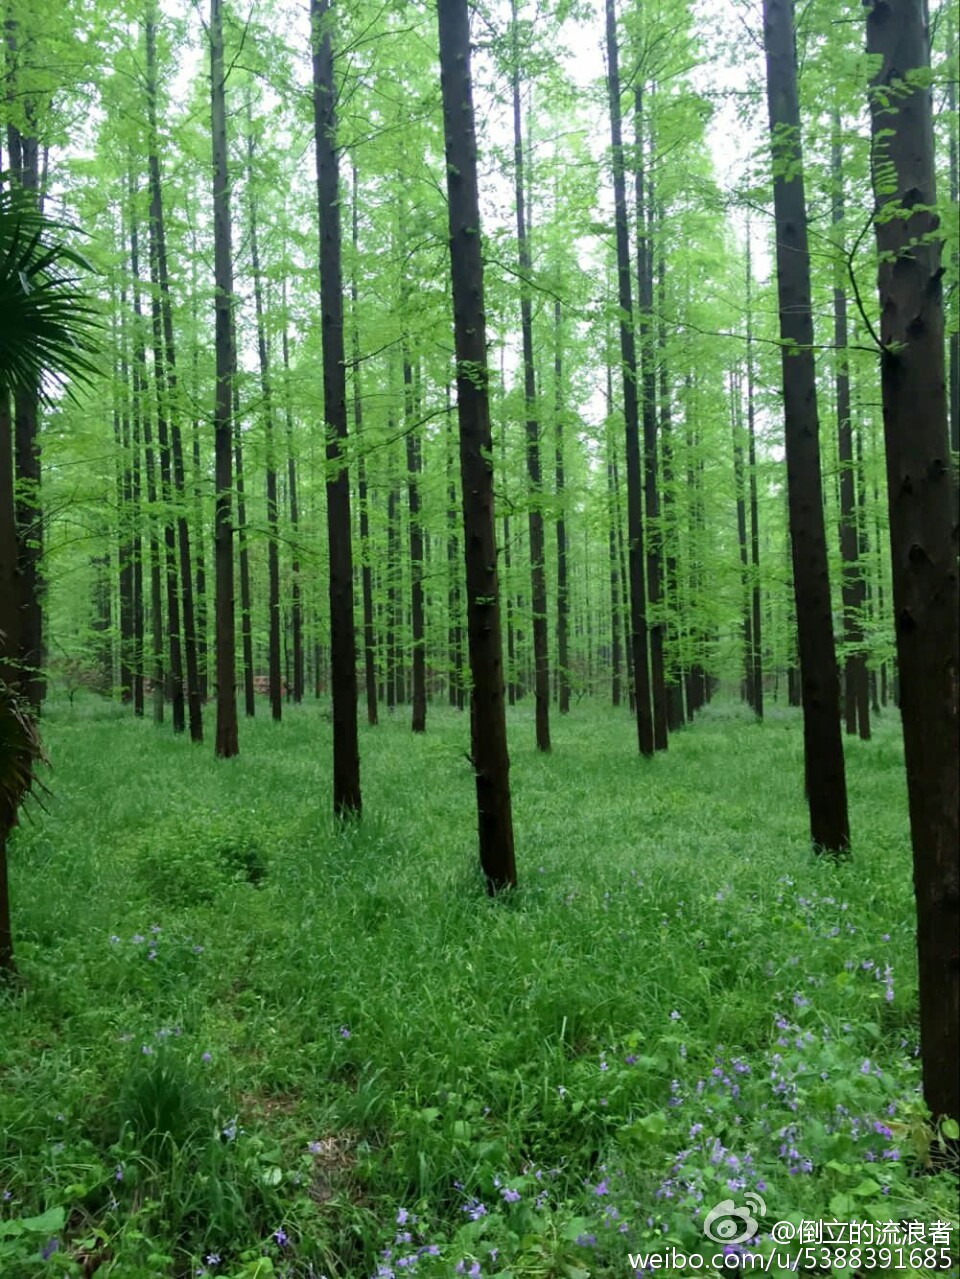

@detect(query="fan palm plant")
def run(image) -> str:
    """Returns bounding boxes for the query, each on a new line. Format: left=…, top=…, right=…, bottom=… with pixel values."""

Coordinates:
left=0, top=175, right=99, bottom=975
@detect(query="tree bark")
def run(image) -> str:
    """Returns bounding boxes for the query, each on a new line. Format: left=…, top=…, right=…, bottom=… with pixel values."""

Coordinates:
left=246, top=115, right=282, bottom=722
left=438, top=0, right=516, bottom=891
left=635, top=86, right=668, bottom=749
left=349, top=166, right=377, bottom=727
left=745, top=229, right=763, bottom=719
left=605, top=0, right=653, bottom=756
left=210, top=0, right=239, bottom=757
left=311, top=0, right=361, bottom=816
left=281, top=284, right=305, bottom=704
left=554, top=300, right=570, bottom=714
left=831, top=115, right=868, bottom=740
left=866, top=0, right=960, bottom=1127
left=762, top=0, right=850, bottom=853
left=128, top=181, right=164, bottom=725
left=404, top=357, right=427, bottom=733
left=146, top=9, right=202, bottom=743
left=510, top=5, right=550, bottom=751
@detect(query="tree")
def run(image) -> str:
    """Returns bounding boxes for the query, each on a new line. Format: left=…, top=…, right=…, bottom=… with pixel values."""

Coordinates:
left=605, top=0, right=654, bottom=758
left=437, top=0, right=516, bottom=892
left=510, top=0, right=550, bottom=752
left=210, top=0, right=239, bottom=758
left=311, top=0, right=361, bottom=817
left=865, top=0, right=960, bottom=1127
left=761, top=0, right=850, bottom=854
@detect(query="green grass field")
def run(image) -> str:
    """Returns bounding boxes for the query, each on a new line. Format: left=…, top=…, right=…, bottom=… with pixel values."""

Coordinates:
left=1, top=696, right=957, bottom=1278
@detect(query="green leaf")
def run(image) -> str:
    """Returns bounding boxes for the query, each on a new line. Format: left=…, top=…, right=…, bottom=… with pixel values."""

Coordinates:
left=20, top=1206, right=65, bottom=1234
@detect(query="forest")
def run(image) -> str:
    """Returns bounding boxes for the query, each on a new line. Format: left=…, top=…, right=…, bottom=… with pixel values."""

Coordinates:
left=0, top=0, right=958, bottom=1275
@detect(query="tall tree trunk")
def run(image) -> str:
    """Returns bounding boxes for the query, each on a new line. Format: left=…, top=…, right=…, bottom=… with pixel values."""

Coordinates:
left=554, top=300, right=570, bottom=714
left=605, top=0, right=653, bottom=756
left=116, top=298, right=135, bottom=705
left=210, top=0, right=239, bottom=756
left=831, top=114, right=868, bottom=740
left=866, top=0, right=960, bottom=1128
left=129, top=183, right=164, bottom=724
left=607, top=425, right=622, bottom=707
left=146, top=9, right=202, bottom=742
left=656, top=240, right=684, bottom=728
left=311, top=0, right=361, bottom=816
left=349, top=167, right=377, bottom=726
left=438, top=0, right=516, bottom=891
left=762, top=0, right=850, bottom=853
left=510, top=5, right=550, bottom=751
left=635, top=86, right=668, bottom=749
left=246, top=118, right=282, bottom=722
left=404, top=357, right=427, bottom=733
left=386, top=465, right=400, bottom=711
left=745, top=229, right=763, bottom=719
left=233, top=377, right=255, bottom=718
left=731, top=371, right=754, bottom=705
left=281, top=284, right=305, bottom=704
left=145, top=186, right=185, bottom=735
left=446, top=387, right=465, bottom=710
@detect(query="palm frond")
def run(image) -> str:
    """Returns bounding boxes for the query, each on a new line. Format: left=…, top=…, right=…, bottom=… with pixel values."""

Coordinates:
left=0, top=176, right=101, bottom=402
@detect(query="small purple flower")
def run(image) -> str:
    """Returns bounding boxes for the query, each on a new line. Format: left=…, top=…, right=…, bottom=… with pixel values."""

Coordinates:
left=115, top=1163, right=124, bottom=1181
left=339, top=1026, right=351, bottom=1039
left=131, top=934, right=146, bottom=945
left=202, top=1051, right=213, bottom=1064
left=501, top=1187, right=521, bottom=1203
left=396, top=1208, right=409, bottom=1225
left=594, top=1179, right=610, bottom=1196
left=41, top=1239, right=60, bottom=1260
left=273, top=1227, right=289, bottom=1247
left=670, top=1010, right=681, bottom=1021
left=205, top=1256, right=221, bottom=1268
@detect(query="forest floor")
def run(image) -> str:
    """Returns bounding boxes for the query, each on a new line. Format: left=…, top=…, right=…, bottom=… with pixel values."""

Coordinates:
left=1, top=696, right=957, bottom=1279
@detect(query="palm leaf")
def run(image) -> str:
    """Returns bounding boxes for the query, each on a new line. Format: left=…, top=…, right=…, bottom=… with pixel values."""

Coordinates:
left=0, top=176, right=101, bottom=402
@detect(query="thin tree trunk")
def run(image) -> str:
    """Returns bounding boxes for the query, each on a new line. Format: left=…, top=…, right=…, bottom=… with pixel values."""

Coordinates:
left=745, top=228, right=763, bottom=719
left=554, top=300, right=570, bottom=714
left=146, top=9, right=202, bottom=742
left=129, top=183, right=164, bottom=724
left=605, top=0, right=653, bottom=756
left=116, top=299, right=135, bottom=704
left=762, top=0, right=850, bottom=853
left=404, top=357, right=427, bottom=733
left=656, top=240, right=684, bottom=728
left=510, top=6, right=550, bottom=751
left=831, top=114, right=867, bottom=740
left=386, top=466, right=400, bottom=710
left=866, top=0, right=960, bottom=1128
left=438, top=0, right=516, bottom=891
left=311, top=0, right=361, bottom=816
left=607, top=427, right=622, bottom=707
left=246, top=116, right=282, bottom=722
left=349, top=166, right=377, bottom=726
left=635, top=86, right=668, bottom=749
left=233, top=377, right=255, bottom=718
left=281, top=283, right=304, bottom=704
left=210, top=0, right=239, bottom=756
left=731, top=371, right=754, bottom=705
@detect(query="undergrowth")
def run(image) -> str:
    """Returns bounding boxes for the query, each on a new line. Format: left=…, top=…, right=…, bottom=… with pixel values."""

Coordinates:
left=0, top=695, right=956, bottom=1278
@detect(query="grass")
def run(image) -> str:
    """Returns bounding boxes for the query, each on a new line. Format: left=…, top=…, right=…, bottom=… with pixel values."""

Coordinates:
left=0, top=694, right=956, bottom=1279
